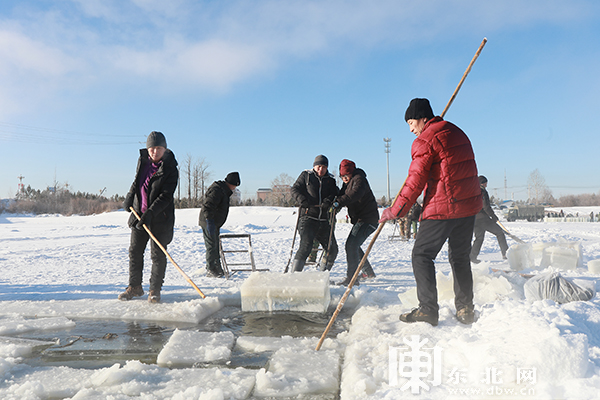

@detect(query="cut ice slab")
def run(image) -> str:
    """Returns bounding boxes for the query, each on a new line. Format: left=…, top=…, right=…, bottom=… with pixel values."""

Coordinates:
left=241, top=271, right=331, bottom=313
left=156, top=330, right=235, bottom=367
left=254, top=347, right=340, bottom=397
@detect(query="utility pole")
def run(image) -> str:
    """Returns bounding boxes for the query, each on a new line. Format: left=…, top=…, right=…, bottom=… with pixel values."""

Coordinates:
left=504, top=170, right=507, bottom=200
left=17, top=175, right=25, bottom=196
left=384, top=138, right=391, bottom=203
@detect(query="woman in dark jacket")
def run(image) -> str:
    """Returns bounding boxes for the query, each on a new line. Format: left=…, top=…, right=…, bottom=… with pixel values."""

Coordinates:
left=120, top=131, right=179, bottom=303
left=335, top=159, right=379, bottom=285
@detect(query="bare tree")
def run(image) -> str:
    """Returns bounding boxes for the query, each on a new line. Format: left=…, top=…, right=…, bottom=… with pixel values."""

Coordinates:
left=270, top=173, right=294, bottom=206
left=180, top=154, right=211, bottom=208
left=197, top=158, right=212, bottom=200
left=182, top=154, right=193, bottom=202
left=527, top=169, right=552, bottom=205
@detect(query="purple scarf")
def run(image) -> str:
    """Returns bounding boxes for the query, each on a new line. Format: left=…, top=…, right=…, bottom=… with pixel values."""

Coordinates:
left=139, top=158, right=161, bottom=213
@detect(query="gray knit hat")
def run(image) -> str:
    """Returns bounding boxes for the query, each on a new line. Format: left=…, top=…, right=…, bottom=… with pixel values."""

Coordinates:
left=313, top=155, right=329, bottom=167
left=146, top=131, right=167, bottom=148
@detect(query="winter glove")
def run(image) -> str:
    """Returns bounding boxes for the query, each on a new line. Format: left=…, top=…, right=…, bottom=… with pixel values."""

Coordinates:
left=206, top=218, right=216, bottom=236
left=321, top=198, right=333, bottom=211
left=378, top=207, right=398, bottom=223
left=136, top=210, right=153, bottom=230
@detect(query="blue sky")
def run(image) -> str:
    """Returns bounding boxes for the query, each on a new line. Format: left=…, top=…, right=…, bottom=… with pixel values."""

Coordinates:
left=1, top=0, right=598, bottom=202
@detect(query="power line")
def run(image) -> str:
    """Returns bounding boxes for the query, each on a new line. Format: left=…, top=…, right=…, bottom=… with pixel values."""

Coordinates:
left=0, top=121, right=142, bottom=145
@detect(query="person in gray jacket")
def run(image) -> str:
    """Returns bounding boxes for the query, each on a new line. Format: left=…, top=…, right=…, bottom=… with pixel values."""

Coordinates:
left=199, top=172, right=241, bottom=277
left=470, top=175, right=508, bottom=263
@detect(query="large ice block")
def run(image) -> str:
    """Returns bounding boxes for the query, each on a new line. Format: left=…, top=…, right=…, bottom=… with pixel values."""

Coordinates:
left=532, top=241, right=583, bottom=270
left=507, top=243, right=534, bottom=271
left=540, top=246, right=578, bottom=271
left=241, top=271, right=331, bottom=313
left=588, top=260, right=600, bottom=274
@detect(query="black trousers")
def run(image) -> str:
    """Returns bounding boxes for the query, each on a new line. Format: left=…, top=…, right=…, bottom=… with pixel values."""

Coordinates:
left=295, top=216, right=338, bottom=267
left=128, top=224, right=173, bottom=292
left=470, top=217, right=509, bottom=260
left=411, top=216, right=475, bottom=315
left=345, top=222, right=376, bottom=278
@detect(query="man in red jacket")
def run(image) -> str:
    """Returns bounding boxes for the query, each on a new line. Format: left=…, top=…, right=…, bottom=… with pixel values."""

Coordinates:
left=380, top=98, right=482, bottom=326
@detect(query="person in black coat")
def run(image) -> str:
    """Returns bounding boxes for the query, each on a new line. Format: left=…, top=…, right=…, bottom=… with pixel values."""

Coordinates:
left=335, top=159, right=379, bottom=285
left=290, top=155, right=339, bottom=272
left=470, top=175, right=508, bottom=263
left=120, top=131, right=179, bottom=303
left=199, top=172, right=241, bottom=277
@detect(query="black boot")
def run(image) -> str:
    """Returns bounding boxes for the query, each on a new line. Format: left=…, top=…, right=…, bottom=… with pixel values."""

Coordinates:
left=292, top=259, right=305, bottom=272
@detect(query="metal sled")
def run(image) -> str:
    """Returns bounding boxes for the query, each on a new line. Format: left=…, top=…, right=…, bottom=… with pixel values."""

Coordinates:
left=219, top=233, right=269, bottom=278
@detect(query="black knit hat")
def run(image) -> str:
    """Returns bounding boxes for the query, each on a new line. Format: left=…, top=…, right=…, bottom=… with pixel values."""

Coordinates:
left=225, top=172, right=241, bottom=186
left=313, top=155, right=329, bottom=167
left=404, top=98, right=434, bottom=122
left=146, top=131, right=167, bottom=148
left=479, top=175, right=488, bottom=184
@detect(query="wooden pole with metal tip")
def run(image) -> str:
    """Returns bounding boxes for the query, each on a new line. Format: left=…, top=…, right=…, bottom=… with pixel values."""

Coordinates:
left=316, top=38, right=488, bottom=351
left=130, top=207, right=206, bottom=298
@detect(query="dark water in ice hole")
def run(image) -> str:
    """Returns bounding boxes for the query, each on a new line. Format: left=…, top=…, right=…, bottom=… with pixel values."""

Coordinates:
left=17, top=306, right=355, bottom=370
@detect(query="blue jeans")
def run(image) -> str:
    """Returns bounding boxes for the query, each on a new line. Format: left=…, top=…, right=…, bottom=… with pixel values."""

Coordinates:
left=345, top=222, right=377, bottom=278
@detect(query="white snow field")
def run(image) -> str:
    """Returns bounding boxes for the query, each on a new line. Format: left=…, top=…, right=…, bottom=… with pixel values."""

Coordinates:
left=2, top=206, right=600, bottom=399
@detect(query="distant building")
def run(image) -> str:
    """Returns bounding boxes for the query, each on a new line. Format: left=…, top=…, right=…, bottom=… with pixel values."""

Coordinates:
left=257, top=188, right=272, bottom=203
left=257, top=185, right=293, bottom=205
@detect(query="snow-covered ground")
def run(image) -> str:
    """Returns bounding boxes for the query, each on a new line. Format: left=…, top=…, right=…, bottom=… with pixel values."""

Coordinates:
left=2, top=206, right=600, bottom=399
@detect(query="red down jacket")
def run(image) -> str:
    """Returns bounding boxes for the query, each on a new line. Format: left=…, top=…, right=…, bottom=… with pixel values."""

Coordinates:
left=390, top=116, right=482, bottom=220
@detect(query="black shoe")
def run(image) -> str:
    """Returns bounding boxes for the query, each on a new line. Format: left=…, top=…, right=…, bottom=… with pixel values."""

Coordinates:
left=399, top=308, right=438, bottom=326
left=360, top=271, right=376, bottom=279
left=456, top=305, right=475, bottom=325
left=471, top=258, right=481, bottom=264
left=207, top=270, right=225, bottom=278
left=338, top=276, right=359, bottom=286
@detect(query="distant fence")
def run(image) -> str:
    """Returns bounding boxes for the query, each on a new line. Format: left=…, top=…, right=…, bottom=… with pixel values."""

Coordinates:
left=544, top=217, right=592, bottom=223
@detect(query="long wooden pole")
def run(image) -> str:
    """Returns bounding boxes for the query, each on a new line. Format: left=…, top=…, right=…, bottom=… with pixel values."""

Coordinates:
left=315, top=38, right=488, bottom=351
left=441, top=38, right=487, bottom=118
left=130, top=207, right=206, bottom=298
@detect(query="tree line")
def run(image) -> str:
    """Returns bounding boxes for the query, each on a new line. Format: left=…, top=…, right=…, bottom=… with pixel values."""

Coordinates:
left=3, top=166, right=598, bottom=215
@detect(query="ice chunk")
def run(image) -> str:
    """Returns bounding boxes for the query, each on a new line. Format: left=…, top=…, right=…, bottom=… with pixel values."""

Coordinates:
left=156, top=329, right=234, bottom=367
left=240, top=271, right=331, bottom=313
left=253, top=347, right=340, bottom=397
left=0, top=336, right=56, bottom=358
left=530, top=242, right=550, bottom=266
left=507, top=243, right=534, bottom=271
left=540, top=246, right=578, bottom=271
left=588, top=259, right=600, bottom=274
